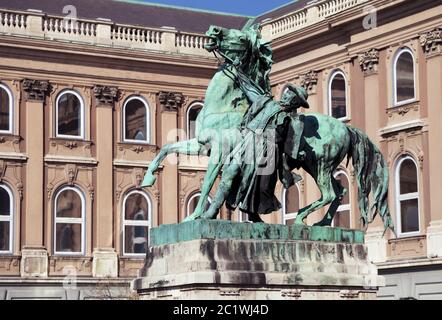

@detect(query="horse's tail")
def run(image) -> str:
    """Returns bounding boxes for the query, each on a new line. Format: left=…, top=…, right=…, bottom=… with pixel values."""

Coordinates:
left=346, top=127, right=396, bottom=236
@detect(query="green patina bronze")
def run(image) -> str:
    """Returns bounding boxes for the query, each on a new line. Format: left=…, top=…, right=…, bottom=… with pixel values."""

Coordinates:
left=149, top=220, right=364, bottom=247
left=142, top=21, right=396, bottom=236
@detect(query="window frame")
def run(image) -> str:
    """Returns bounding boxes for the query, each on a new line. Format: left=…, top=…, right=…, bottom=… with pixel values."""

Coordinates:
left=395, top=156, right=421, bottom=237
left=186, top=101, right=203, bottom=140
left=186, top=192, right=212, bottom=218
left=393, top=47, right=416, bottom=107
left=55, top=90, right=85, bottom=140
left=122, top=96, right=150, bottom=144
left=53, top=186, right=86, bottom=256
left=282, top=184, right=300, bottom=225
left=328, top=70, right=348, bottom=121
left=0, top=184, right=14, bottom=254
left=331, top=170, right=351, bottom=228
left=0, top=83, right=13, bottom=135
left=122, top=190, right=152, bottom=257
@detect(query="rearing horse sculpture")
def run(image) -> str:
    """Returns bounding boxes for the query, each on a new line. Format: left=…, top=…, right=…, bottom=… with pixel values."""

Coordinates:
left=141, top=23, right=272, bottom=221
left=142, top=23, right=395, bottom=234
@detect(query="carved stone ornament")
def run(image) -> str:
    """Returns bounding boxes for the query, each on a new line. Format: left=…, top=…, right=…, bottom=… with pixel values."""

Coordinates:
left=93, top=85, right=119, bottom=106
left=358, top=49, right=379, bottom=75
left=22, top=79, right=50, bottom=101
left=158, top=91, right=184, bottom=112
left=420, top=28, right=441, bottom=56
left=300, top=70, right=318, bottom=93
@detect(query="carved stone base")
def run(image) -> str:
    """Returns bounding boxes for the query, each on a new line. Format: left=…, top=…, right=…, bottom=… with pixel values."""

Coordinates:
left=365, top=226, right=388, bottom=263
left=92, top=248, right=118, bottom=278
left=427, top=220, right=442, bottom=258
left=132, top=221, right=383, bottom=300
left=20, top=246, right=48, bottom=278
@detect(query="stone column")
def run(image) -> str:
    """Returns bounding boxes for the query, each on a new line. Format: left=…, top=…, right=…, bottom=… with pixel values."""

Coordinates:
left=21, top=79, right=50, bottom=277
left=358, top=49, right=389, bottom=262
left=420, top=28, right=442, bottom=258
left=158, top=92, right=184, bottom=224
left=92, top=85, right=119, bottom=277
left=359, top=49, right=380, bottom=144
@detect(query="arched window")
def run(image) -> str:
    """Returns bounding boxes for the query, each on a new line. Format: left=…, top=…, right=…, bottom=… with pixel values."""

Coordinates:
left=393, top=48, right=416, bottom=105
left=123, top=96, right=150, bottom=143
left=186, top=192, right=211, bottom=217
left=0, top=84, right=13, bottom=134
left=0, top=184, right=13, bottom=254
left=395, top=157, right=420, bottom=235
left=328, top=71, right=347, bottom=120
left=122, top=190, right=151, bottom=256
left=237, top=211, right=249, bottom=223
left=56, top=90, right=84, bottom=139
left=54, top=186, right=85, bottom=255
left=332, top=171, right=351, bottom=229
left=187, top=102, right=203, bottom=140
left=282, top=184, right=300, bottom=225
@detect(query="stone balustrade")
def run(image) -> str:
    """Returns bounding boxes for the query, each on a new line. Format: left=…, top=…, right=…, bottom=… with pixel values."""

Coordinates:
left=261, top=0, right=370, bottom=39
left=0, top=9, right=212, bottom=57
left=0, top=0, right=371, bottom=54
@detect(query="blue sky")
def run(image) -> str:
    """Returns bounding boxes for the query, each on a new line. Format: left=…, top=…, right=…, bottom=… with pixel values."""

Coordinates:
left=136, top=0, right=295, bottom=16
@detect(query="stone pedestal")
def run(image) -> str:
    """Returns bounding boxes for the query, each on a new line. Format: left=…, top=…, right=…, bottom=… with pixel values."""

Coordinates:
left=92, top=248, right=118, bottom=278
left=132, top=221, right=384, bottom=300
left=427, top=220, right=442, bottom=258
left=20, top=246, right=48, bottom=278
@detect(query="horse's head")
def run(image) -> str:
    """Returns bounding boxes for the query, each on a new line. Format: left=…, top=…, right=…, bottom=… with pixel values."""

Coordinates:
left=205, top=25, right=250, bottom=63
left=205, top=24, right=273, bottom=91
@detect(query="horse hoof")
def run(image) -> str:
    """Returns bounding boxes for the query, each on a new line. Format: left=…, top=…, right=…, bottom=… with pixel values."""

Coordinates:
left=141, top=173, right=156, bottom=187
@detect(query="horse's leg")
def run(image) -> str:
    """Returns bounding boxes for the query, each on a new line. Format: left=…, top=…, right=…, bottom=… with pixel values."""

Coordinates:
left=199, top=162, right=241, bottom=220
left=295, top=166, right=336, bottom=225
left=183, top=157, right=223, bottom=221
left=141, top=139, right=202, bottom=187
left=314, top=177, right=346, bottom=226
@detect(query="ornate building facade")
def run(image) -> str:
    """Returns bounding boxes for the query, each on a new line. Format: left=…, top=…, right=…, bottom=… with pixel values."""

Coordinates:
left=0, top=0, right=441, bottom=299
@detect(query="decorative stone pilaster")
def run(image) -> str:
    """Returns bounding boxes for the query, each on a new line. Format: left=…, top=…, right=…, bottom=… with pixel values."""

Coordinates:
left=22, top=79, right=50, bottom=101
left=420, top=28, right=442, bottom=57
left=92, top=248, right=118, bottom=278
left=93, top=85, right=119, bottom=106
left=358, top=49, right=380, bottom=76
left=427, top=220, right=442, bottom=258
left=300, top=70, right=318, bottom=94
left=20, top=246, right=48, bottom=277
left=365, top=227, right=387, bottom=263
left=158, top=91, right=184, bottom=112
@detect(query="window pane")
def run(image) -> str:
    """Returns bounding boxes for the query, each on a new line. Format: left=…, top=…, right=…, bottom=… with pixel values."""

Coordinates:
left=330, top=74, right=347, bottom=119
left=400, top=198, right=419, bottom=233
left=125, top=99, right=147, bottom=141
left=0, top=187, right=10, bottom=216
left=285, top=218, right=296, bottom=226
left=125, top=193, right=149, bottom=221
left=334, top=210, right=350, bottom=229
left=0, top=221, right=10, bottom=251
left=285, top=186, right=299, bottom=214
left=188, top=105, right=202, bottom=139
left=396, top=52, right=415, bottom=103
left=335, top=174, right=350, bottom=205
left=58, top=93, right=81, bottom=136
left=56, top=190, right=82, bottom=218
left=0, top=87, right=10, bottom=131
left=400, top=159, right=418, bottom=194
left=125, top=225, right=148, bottom=254
left=55, top=223, right=81, bottom=253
